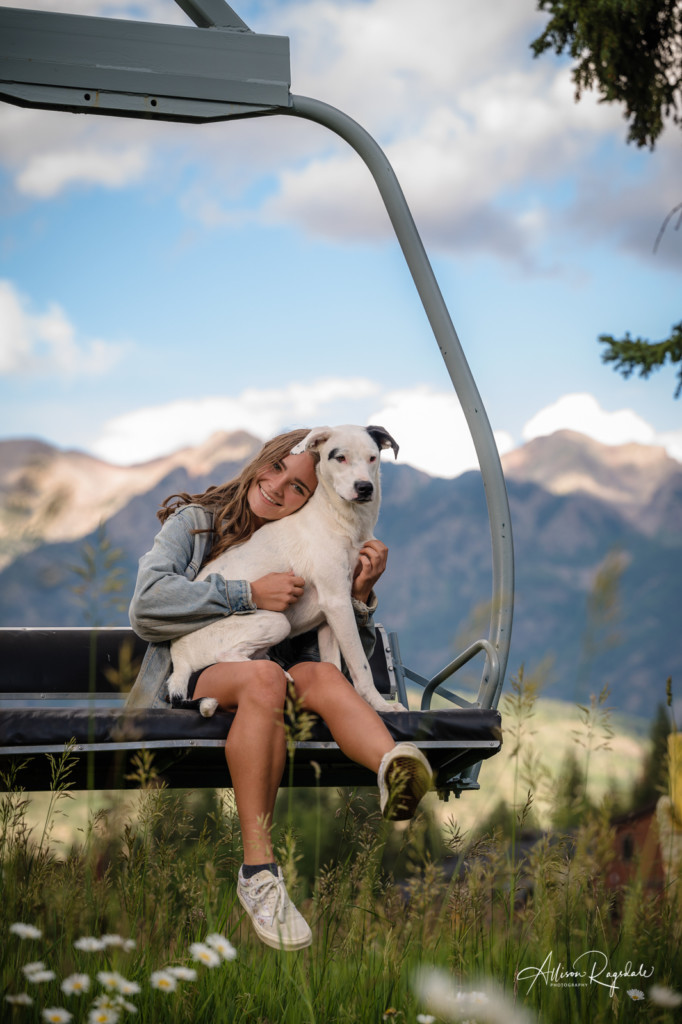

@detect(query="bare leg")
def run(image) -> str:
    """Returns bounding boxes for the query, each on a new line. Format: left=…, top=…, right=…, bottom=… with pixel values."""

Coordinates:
left=288, top=661, right=395, bottom=772
left=194, top=661, right=288, bottom=864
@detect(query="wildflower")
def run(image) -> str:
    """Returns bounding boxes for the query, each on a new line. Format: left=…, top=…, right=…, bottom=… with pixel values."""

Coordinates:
left=649, top=985, right=682, bottom=1008
left=41, top=1009, right=73, bottom=1023
left=62, top=974, right=91, bottom=995
left=189, top=942, right=221, bottom=967
left=114, top=996, right=138, bottom=1013
left=97, top=972, right=125, bottom=992
left=91, top=996, right=118, bottom=1009
left=417, top=1016, right=436, bottom=1024
left=23, top=960, right=48, bottom=976
left=5, top=993, right=33, bottom=1006
left=627, top=989, right=645, bottom=1001
left=10, top=922, right=43, bottom=940
left=26, top=968, right=57, bottom=984
left=205, top=933, right=237, bottom=961
left=116, top=979, right=140, bottom=996
left=150, top=971, right=177, bottom=992
left=167, top=966, right=198, bottom=981
left=74, top=936, right=106, bottom=953
left=412, top=968, right=533, bottom=1024
left=382, top=1010, right=401, bottom=1020
left=88, top=1008, right=120, bottom=1024
left=122, top=940, right=136, bottom=953
left=101, top=935, right=125, bottom=948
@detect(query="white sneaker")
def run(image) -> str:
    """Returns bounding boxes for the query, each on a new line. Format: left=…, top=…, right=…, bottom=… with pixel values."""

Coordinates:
left=237, top=867, right=312, bottom=951
left=378, top=742, right=433, bottom=821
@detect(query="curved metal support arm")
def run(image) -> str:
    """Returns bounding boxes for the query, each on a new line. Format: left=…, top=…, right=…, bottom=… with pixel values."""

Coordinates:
left=420, top=640, right=500, bottom=710
left=285, top=94, right=514, bottom=708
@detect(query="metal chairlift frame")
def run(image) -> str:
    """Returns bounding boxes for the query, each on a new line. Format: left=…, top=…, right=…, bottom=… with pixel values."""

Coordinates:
left=0, top=0, right=514, bottom=792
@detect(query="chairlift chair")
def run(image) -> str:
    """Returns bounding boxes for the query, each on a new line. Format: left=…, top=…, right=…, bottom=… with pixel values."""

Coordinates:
left=0, top=0, right=514, bottom=799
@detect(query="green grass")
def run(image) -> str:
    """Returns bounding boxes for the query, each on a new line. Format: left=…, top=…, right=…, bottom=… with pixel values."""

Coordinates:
left=2, top=682, right=681, bottom=1024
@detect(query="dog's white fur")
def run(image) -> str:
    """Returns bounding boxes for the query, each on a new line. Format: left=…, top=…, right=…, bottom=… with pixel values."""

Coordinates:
left=167, top=424, right=404, bottom=715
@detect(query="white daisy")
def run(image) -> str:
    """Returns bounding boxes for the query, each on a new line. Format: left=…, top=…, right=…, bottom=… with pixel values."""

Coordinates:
left=97, top=972, right=124, bottom=992
left=113, top=996, right=138, bottom=1013
left=189, top=942, right=221, bottom=967
left=23, top=960, right=47, bottom=976
left=41, top=1008, right=73, bottom=1023
left=150, top=971, right=177, bottom=992
left=10, top=922, right=43, bottom=940
left=87, top=1009, right=120, bottom=1024
left=27, top=969, right=57, bottom=984
left=5, top=993, right=33, bottom=1006
left=167, top=966, right=198, bottom=981
left=205, top=933, right=237, bottom=961
left=74, top=936, right=106, bottom=953
left=627, top=989, right=645, bottom=1001
left=649, top=985, right=682, bottom=1008
left=413, top=968, right=533, bottom=1024
left=117, top=978, right=140, bottom=996
left=61, top=974, right=91, bottom=996
left=417, top=1016, right=436, bottom=1024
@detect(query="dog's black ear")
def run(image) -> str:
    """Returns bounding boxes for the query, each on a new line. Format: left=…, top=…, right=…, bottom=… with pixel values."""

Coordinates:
left=366, top=425, right=399, bottom=459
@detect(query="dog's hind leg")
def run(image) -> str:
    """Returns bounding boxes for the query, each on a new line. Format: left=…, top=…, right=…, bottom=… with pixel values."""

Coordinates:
left=317, top=622, right=342, bottom=669
left=168, top=611, right=292, bottom=703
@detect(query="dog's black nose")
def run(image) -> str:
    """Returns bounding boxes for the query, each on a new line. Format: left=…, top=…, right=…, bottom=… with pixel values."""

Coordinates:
left=354, top=480, right=374, bottom=501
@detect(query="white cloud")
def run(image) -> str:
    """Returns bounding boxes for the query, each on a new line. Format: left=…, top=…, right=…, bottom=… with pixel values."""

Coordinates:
left=523, top=393, right=656, bottom=446
left=369, top=386, right=514, bottom=478
left=522, top=392, right=682, bottom=462
left=16, top=145, right=149, bottom=198
left=88, top=381, right=680, bottom=473
left=0, top=0, right=661, bottom=264
left=91, top=379, right=514, bottom=475
left=0, top=279, right=127, bottom=376
left=259, top=0, right=626, bottom=260
left=90, top=377, right=381, bottom=464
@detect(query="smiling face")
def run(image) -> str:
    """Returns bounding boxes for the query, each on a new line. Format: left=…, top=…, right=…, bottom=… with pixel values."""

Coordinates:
left=246, top=452, right=318, bottom=523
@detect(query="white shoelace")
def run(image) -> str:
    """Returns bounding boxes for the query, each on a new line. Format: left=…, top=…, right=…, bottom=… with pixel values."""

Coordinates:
left=247, top=872, right=289, bottom=924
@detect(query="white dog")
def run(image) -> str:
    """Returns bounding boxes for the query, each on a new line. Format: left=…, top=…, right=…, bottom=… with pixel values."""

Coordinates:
left=167, top=424, right=404, bottom=716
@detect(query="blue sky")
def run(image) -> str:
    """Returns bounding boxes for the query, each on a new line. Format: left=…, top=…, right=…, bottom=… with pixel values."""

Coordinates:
left=1, top=0, right=680, bottom=478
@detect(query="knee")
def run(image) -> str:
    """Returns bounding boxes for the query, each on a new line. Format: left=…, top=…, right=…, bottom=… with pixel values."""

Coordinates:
left=242, top=661, right=288, bottom=713
left=291, top=661, right=349, bottom=705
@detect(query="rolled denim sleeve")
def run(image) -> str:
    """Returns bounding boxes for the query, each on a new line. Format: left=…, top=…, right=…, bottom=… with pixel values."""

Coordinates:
left=128, top=508, right=255, bottom=643
left=353, top=591, right=378, bottom=660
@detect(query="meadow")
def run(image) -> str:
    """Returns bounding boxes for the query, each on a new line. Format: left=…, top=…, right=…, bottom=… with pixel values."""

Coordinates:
left=2, top=672, right=681, bottom=1024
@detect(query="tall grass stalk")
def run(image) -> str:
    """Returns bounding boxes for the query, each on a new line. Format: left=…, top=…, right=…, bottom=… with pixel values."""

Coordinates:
left=3, top=690, right=682, bottom=1023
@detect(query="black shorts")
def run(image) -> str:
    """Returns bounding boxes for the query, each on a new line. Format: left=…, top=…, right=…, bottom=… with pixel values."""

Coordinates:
left=184, top=629, right=321, bottom=700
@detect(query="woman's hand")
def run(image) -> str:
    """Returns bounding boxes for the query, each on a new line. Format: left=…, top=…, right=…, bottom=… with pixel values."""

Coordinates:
left=251, top=571, right=305, bottom=611
left=351, top=539, right=388, bottom=604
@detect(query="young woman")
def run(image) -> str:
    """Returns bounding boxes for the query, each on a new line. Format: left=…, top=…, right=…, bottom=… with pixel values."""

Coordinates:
left=127, top=427, right=432, bottom=951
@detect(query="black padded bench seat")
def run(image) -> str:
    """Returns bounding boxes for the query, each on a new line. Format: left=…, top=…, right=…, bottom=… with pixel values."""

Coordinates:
left=0, top=626, right=502, bottom=796
left=0, top=706, right=502, bottom=792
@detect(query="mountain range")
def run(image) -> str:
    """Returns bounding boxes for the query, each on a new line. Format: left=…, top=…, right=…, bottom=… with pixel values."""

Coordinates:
left=1, top=428, right=680, bottom=718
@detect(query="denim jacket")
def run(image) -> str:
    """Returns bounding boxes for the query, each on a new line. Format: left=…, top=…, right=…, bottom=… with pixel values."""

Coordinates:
left=126, top=504, right=377, bottom=709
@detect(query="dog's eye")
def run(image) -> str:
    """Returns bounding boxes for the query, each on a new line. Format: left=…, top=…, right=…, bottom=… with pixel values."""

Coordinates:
left=369, top=455, right=377, bottom=463
left=335, top=455, right=347, bottom=463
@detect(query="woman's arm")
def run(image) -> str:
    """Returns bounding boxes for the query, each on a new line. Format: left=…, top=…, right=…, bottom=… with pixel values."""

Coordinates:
left=129, top=507, right=254, bottom=643
left=350, top=538, right=388, bottom=658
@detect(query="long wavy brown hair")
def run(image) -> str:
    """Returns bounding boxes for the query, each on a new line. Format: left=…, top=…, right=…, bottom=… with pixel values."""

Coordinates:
left=158, top=428, right=317, bottom=560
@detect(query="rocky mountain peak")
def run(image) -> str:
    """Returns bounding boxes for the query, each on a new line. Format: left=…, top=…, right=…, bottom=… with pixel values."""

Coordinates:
left=501, top=429, right=680, bottom=521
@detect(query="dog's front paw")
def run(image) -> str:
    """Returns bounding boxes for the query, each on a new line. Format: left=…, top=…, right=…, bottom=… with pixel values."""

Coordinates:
left=369, top=695, right=407, bottom=713
left=199, top=697, right=219, bottom=718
